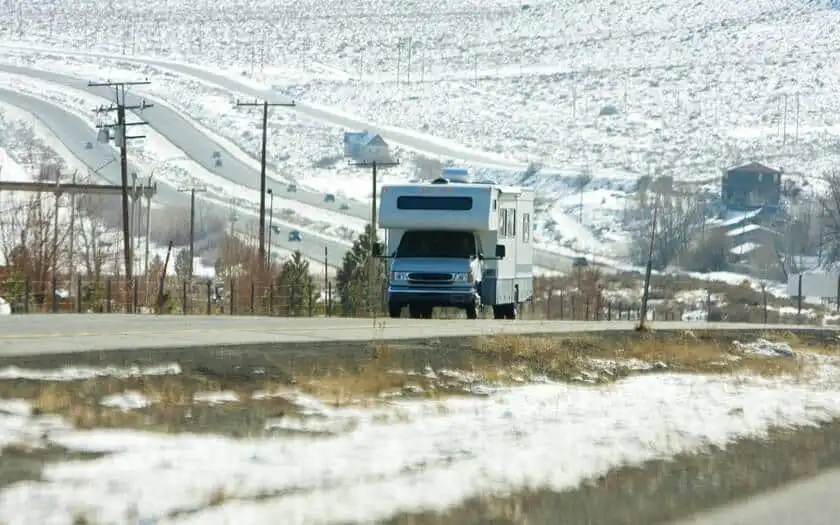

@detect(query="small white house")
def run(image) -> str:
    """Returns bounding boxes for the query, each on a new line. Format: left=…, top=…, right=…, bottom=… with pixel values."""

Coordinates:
left=343, top=131, right=391, bottom=163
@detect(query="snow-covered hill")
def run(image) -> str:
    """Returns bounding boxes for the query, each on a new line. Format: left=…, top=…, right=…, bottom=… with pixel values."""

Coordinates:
left=4, top=0, right=839, bottom=180
left=1, top=0, right=836, bottom=261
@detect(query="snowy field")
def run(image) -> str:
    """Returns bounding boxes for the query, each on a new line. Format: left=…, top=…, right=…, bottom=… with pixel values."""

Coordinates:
left=1, top=0, right=839, bottom=181
left=1, top=341, right=840, bottom=524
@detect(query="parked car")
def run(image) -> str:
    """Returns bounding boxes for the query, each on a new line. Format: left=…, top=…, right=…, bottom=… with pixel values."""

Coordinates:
left=85, top=141, right=93, bottom=149
left=271, top=225, right=281, bottom=234
left=324, top=193, right=336, bottom=203
left=288, top=230, right=302, bottom=242
left=214, top=158, right=223, bottom=167
left=287, top=183, right=297, bottom=192
left=212, top=151, right=221, bottom=159
left=340, top=203, right=350, bottom=210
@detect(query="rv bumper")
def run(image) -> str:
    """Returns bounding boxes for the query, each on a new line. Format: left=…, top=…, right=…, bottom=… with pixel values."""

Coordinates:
left=387, top=286, right=478, bottom=308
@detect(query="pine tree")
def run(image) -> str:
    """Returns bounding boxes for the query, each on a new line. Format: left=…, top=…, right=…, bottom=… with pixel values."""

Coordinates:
left=336, top=224, right=386, bottom=316
left=276, top=250, right=316, bottom=316
left=174, top=248, right=191, bottom=279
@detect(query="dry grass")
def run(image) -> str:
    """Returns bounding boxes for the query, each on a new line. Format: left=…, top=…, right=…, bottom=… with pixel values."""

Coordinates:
left=0, top=329, right=833, bottom=436
left=472, top=330, right=808, bottom=380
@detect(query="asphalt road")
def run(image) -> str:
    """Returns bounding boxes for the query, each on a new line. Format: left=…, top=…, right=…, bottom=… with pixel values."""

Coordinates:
left=0, top=314, right=828, bottom=357
left=0, top=86, right=348, bottom=268
left=0, top=56, right=575, bottom=272
left=673, top=467, right=840, bottom=525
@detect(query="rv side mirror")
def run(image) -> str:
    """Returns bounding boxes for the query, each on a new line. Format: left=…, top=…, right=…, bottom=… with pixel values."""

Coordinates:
left=373, top=242, right=385, bottom=257
left=495, top=244, right=506, bottom=259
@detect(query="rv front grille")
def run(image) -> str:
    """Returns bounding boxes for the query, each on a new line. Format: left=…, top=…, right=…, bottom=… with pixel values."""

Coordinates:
left=408, top=273, right=452, bottom=282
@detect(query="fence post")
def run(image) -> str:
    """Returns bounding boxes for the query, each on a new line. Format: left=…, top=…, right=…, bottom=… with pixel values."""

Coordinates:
left=182, top=281, right=188, bottom=315
left=250, top=281, right=255, bottom=315
left=23, top=279, right=30, bottom=313
left=585, top=299, right=590, bottom=321
left=230, top=279, right=235, bottom=316
left=546, top=287, right=552, bottom=319
left=558, top=292, right=564, bottom=320
left=797, top=274, right=803, bottom=316
left=327, top=281, right=332, bottom=317
left=206, top=280, right=212, bottom=315
left=290, top=284, right=297, bottom=317
left=133, top=277, right=139, bottom=313
left=607, top=302, right=612, bottom=321
left=76, top=275, right=82, bottom=313
left=269, top=283, right=274, bottom=316
left=308, top=281, right=313, bottom=317
left=106, top=279, right=112, bottom=313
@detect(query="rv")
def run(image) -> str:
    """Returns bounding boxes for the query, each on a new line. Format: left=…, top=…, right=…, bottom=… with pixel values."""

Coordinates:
left=377, top=177, right=534, bottom=319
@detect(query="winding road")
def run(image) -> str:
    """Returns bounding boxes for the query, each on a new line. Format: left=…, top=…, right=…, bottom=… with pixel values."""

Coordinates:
left=0, top=50, right=575, bottom=272
left=0, top=86, right=349, bottom=269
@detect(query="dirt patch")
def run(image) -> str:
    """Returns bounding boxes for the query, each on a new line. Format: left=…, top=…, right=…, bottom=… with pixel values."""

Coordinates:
left=0, top=444, right=104, bottom=490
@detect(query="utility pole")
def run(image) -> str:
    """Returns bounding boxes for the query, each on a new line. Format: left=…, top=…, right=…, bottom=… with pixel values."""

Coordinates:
left=406, top=37, right=413, bottom=84
left=90, top=78, right=151, bottom=312
left=266, top=188, right=275, bottom=267
left=637, top=195, right=660, bottom=331
left=178, top=183, right=207, bottom=279
left=235, top=98, right=296, bottom=268
left=350, top=156, right=400, bottom=314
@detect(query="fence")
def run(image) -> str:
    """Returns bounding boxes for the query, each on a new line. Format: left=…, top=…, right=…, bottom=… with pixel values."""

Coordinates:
left=0, top=277, right=819, bottom=324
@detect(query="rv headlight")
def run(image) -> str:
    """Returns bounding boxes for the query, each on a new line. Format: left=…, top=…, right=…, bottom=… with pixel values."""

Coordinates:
left=391, top=271, right=410, bottom=281
left=453, top=271, right=474, bottom=283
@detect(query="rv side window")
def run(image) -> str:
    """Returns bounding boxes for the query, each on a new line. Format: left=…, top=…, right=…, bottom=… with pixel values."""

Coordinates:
left=499, top=209, right=507, bottom=236
left=396, top=196, right=473, bottom=210
left=523, top=213, right=530, bottom=243
left=506, top=208, right=516, bottom=237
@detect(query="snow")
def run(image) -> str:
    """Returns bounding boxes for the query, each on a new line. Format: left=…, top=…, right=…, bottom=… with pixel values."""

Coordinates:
left=0, top=363, right=182, bottom=381
left=100, top=392, right=155, bottom=411
left=0, top=0, right=834, bottom=282
left=2, top=355, right=840, bottom=524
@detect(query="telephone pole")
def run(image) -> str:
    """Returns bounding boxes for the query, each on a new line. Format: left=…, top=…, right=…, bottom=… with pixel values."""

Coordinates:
left=178, top=183, right=207, bottom=278
left=90, top=78, right=152, bottom=312
left=235, top=98, right=296, bottom=267
left=350, top=156, right=400, bottom=314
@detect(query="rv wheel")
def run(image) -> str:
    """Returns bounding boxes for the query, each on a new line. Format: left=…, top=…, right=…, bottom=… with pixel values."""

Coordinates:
left=465, top=304, right=478, bottom=319
left=388, top=304, right=402, bottom=318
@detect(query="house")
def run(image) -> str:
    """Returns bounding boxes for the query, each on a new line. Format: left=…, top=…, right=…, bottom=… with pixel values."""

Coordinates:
left=342, top=131, right=391, bottom=163
left=721, top=162, right=782, bottom=212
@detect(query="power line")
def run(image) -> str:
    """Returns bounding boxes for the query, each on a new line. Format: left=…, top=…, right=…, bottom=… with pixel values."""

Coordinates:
left=235, top=98, right=296, bottom=268
left=177, top=183, right=208, bottom=279
left=89, top=78, right=152, bottom=312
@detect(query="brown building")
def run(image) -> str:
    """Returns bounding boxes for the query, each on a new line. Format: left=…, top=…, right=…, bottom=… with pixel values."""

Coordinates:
left=722, top=162, right=782, bottom=211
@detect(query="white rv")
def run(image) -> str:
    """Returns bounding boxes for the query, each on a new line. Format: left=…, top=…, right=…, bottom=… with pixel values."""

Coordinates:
left=377, top=177, right=534, bottom=319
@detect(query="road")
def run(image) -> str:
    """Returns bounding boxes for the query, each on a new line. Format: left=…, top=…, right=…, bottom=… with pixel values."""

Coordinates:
left=672, top=467, right=840, bottom=525
left=0, top=314, right=827, bottom=357
left=0, top=87, right=348, bottom=268
left=0, top=58, right=575, bottom=272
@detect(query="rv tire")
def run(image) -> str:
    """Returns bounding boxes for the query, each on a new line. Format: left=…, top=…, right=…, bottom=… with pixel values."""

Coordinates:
left=388, top=304, right=402, bottom=318
left=465, top=304, right=478, bottom=319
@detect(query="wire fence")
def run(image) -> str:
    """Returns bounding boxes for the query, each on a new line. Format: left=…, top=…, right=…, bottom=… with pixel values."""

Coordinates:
left=0, top=277, right=822, bottom=325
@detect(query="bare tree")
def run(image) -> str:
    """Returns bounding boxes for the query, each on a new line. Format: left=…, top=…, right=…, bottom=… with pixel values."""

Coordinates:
left=75, top=192, right=118, bottom=281
left=632, top=193, right=702, bottom=270
left=773, top=202, right=822, bottom=279
left=818, top=170, right=840, bottom=267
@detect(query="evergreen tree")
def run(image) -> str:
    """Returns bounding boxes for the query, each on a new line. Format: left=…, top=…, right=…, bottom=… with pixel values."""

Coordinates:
left=276, top=250, right=316, bottom=316
left=174, top=248, right=192, bottom=279
left=336, top=224, right=387, bottom=316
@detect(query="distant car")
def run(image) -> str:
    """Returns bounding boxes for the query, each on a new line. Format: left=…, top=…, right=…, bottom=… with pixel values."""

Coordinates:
left=339, top=203, right=350, bottom=211
left=85, top=141, right=93, bottom=149
left=271, top=225, right=281, bottom=234
left=572, top=256, right=589, bottom=268
left=288, top=230, right=302, bottom=242
left=212, top=151, right=221, bottom=159
left=287, top=183, right=297, bottom=192
left=214, top=158, right=223, bottom=167
left=324, top=193, right=336, bottom=203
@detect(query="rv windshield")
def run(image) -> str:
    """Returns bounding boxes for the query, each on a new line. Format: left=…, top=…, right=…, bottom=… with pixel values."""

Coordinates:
left=396, top=230, right=476, bottom=259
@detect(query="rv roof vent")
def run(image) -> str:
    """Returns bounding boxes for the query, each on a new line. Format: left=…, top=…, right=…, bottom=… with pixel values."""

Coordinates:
left=431, top=177, right=448, bottom=184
